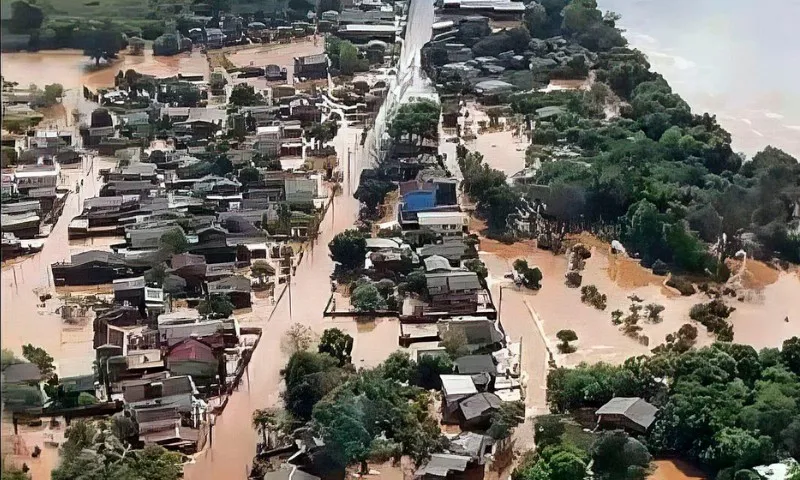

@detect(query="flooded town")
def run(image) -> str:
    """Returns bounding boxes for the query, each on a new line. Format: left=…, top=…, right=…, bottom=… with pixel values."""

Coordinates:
left=2, top=1, right=800, bottom=480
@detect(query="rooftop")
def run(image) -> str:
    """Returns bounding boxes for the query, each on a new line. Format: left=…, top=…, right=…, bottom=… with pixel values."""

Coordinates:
left=596, top=397, right=659, bottom=430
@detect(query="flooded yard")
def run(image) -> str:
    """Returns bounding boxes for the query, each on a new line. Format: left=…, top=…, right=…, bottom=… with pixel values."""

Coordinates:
left=649, top=459, right=707, bottom=480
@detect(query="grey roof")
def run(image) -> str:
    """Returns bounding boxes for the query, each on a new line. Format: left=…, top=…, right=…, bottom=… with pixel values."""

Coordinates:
left=1, top=363, right=42, bottom=383
left=474, top=79, right=515, bottom=93
left=454, top=355, right=496, bottom=375
left=415, top=453, right=470, bottom=478
left=536, top=105, right=566, bottom=119
left=423, top=255, right=456, bottom=273
left=458, top=392, right=502, bottom=421
left=596, top=397, right=659, bottom=430
left=70, top=250, right=127, bottom=266
left=447, top=432, right=493, bottom=459
left=207, top=275, right=251, bottom=294
left=419, top=242, right=468, bottom=261
left=426, top=271, right=480, bottom=294
left=128, top=226, right=182, bottom=249
left=113, top=276, right=146, bottom=291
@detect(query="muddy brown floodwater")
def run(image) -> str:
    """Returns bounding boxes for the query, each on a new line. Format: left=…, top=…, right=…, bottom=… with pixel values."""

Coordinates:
left=183, top=125, right=393, bottom=479
left=480, top=234, right=800, bottom=369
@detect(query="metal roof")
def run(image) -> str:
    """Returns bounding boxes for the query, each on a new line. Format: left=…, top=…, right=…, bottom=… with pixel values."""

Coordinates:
left=415, top=453, right=470, bottom=478
left=458, top=392, right=502, bottom=421
left=596, top=397, right=658, bottom=430
left=454, top=355, right=497, bottom=375
left=440, top=374, right=478, bottom=397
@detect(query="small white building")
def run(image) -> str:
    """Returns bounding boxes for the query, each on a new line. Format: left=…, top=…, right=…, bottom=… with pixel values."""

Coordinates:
left=417, top=211, right=468, bottom=238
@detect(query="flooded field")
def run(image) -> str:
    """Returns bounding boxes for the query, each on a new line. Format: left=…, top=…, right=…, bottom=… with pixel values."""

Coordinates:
left=480, top=234, right=800, bottom=369
left=1, top=49, right=208, bottom=91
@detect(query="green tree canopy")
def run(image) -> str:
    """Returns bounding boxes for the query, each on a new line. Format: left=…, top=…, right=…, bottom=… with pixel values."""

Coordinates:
left=328, top=229, right=367, bottom=270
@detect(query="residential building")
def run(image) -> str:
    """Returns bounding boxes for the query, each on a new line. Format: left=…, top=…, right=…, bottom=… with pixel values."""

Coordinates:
left=122, top=375, right=198, bottom=413
left=294, top=54, right=328, bottom=81
left=416, top=211, right=468, bottom=237
left=595, top=397, right=659, bottom=434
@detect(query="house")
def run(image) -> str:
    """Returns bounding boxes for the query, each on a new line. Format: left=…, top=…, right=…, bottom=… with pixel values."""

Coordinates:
left=426, top=270, right=480, bottom=296
left=159, top=318, right=226, bottom=346
left=165, top=337, right=220, bottom=384
left=438, top=316, right=503, bottom=350
left=400, top=182, right=438, bottom=213
left=122, top=375, right=198, bottom=413
left=1, top=362, right=44, bottom=412
left=51, top=250, right=147, bottom=286
left=256, top=125, right=282, bottom=157
left=294, top=54, right=328, bottom=81
left=447, top=432, right=493, bottom=463
left=457, top=392, right=502, bottom=430
left=416, top=211, right=468, bottom=238
left=414, top=453, right=471, bottom=479
left=113, top=276, right=147, bottom=308
left=13, top=164, right=59, bottom=196
left=440, top=374, right=478, bottom=421
left=265, top=64, right=288, bottom=82
left=206, top=28, right=226, bottom=48
left=284, top=176, right=318, bottom=205
left=595, top=397, right=659, bottom=434
left=207, top=275, right=252, bottom=309
left=453, top=355, right=497, bottom=377
left=418, top=240, right=474, bottom=265
left=337, top=24, right=396, bottom=42
left=131, top=404, right=198, bottom=449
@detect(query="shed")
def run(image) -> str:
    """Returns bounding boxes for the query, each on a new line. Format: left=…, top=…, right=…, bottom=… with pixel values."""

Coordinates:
left=414, top=453, right=470, bottom=479
left=595, top=397, right=658, bottom=433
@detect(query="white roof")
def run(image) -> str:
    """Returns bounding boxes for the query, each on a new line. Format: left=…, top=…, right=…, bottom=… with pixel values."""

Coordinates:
left=257, top=125, right=281, bottom=134
left=417, top=211, right=467, bottom=224
left=440, top=374, right=478, bottom=396
left=341, top=24, right=397, bottom=32
left=13, top=166, right=60, bottom=178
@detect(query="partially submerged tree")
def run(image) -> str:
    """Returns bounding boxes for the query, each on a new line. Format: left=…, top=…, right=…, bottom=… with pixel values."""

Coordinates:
left=556, top=330, right=578, bottom=354
left=328, top=229, right=368, bottom=270
left=351, top=283, right=387, bottom=312
left=318, top=328, right=354, bottom=366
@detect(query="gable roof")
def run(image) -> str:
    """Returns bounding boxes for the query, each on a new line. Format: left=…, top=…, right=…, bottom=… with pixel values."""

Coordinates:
left=596, top=397, right=658, bottom=430
left=415, top=453, right=470, bottom=478
left=207, top=275, right=251, bottom=294
left=458, top=392, right=502, bottom=421
left=70, top=250, right=127, bottom=266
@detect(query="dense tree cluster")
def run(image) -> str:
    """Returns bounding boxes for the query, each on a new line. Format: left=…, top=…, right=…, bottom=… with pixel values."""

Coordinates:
left=545, top=338, right=800, bottom=476
left=52, top=419, right=183, bottom=480
left=388, top=100, right=441, bottom=146
left=458, top=149, right=521, bottom=232
left=503, top=0, right=800, bottom=271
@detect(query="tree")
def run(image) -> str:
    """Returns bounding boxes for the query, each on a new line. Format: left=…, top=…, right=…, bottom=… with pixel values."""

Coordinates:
left=339, top=40, right=360, bottom=75
left=328, top=229, right=367, bottom=270
left=197, top=294, right=234, bottom=318
left=317, top=0, right=342, bottom=13
left=463, top=259, right=488, bottom=284
left=534, top=416, right=566, bottom=450
left=9, top=1, right=44, bottom=34
left=782, top=337, right=800, bottom=376
left=549, top=450, right=587, bottom=480
left=513, top=259, right=543, bottom=289
left=1, top=460, right=29, bottom=480
left=251, top=260, right=275, bottom=285
left=21, top=344, right=54, bottom=379
left=283, top=351, right=341, bottom=420
left=389, top=100, right=441, bottom=145
left=556, top=330, right=578, bottom=353
left=305, top=121, right=339, bottom=149
left=83, top=24, right=125, bottom=66
left=354, top=179, right=395, bottom=214
left=283, top=323, right=315, bottom=354
left=351, top=283, right=387, bottom=312
left=229, top=84, right=263, bottom=106
left=238, top=166, right=260, bottom=185
left=318, top=328, right=354, bottom=366
left=487, top=400, right=525, bottom=440
left=381, top=351, right=417, bottom=384
left=441, top=328, right=468, bottom=358
left=53, top=420, right=183, bottom=480
left=483, top=184, right=521, bottom=231
left=159, top=229, right=188, bottom=254
left=252, top=408, right=280, bottom=449
left=592, top=431, right=652, bottom=480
